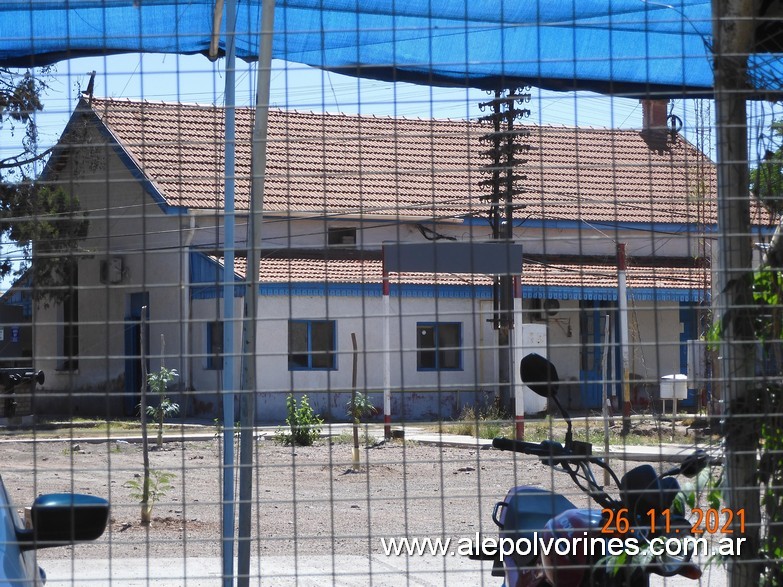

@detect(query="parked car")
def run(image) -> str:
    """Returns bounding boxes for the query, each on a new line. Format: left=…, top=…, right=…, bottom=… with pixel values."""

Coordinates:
left=0, top=477, right=109, bottom=585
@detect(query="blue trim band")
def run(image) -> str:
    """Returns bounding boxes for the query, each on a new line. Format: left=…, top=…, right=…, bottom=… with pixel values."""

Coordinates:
left=521, top=286, right=709, bottom=303
left=191, top=279, right=705, bottom=302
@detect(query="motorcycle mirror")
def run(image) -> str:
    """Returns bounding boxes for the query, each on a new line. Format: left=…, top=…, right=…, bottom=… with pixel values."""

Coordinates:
left=680, top=449, right=709, bottom=478
left=520, top=353, right=559, bottom=398
left=520, top=353, right=575, bottom=448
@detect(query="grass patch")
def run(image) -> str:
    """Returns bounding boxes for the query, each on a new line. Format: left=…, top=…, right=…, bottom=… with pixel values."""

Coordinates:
left=439, top=410, right=712, bottom=446
left=330, top=428, right=378, bottom=447
left=444, top=403, right=512, bottom=440
left=2, top=418, right=196, bottom=439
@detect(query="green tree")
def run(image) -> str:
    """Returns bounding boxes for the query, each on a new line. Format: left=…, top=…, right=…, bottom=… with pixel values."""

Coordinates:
left=746, top=120, right=783, bottom=583
left=0, top=67, right=89, bottom=306
left=145, top=366, right=180, bottom=449
left=751, top=120, right=783, bottom=215
left=0, top=68, right=51, bottom=174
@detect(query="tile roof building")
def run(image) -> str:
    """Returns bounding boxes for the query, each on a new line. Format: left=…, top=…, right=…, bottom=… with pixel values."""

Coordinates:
left=31, top=96, right=732, bottom=421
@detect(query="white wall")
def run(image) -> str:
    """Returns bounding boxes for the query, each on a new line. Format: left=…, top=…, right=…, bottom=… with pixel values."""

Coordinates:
left=34, top=126, right=191, bottom=414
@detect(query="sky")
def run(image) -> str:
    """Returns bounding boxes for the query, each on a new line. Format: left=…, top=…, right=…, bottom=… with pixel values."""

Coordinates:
left=2, top=50, right=777, bottom=293
left=6, top=52, right=719, bottom=165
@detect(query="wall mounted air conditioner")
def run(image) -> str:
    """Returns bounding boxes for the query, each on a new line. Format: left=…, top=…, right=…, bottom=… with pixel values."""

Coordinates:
left=100, top=257, right=124, bottom=284
left=530, top=298, right=560, bottom=320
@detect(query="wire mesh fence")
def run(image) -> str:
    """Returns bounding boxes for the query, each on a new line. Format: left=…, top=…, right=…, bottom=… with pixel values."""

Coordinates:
left=1, top=3, right=782, bottom=586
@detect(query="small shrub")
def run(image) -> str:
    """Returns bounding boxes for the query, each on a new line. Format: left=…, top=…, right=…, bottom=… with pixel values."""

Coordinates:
left=144, top=367, right=180, bottom=449
left=347, top=392, right=378, bottom=423
left=332, top=429, right=377, bottom=446
left=125, top=469, right=176, bottom=524
left=275, top=394, right=324, bottom=446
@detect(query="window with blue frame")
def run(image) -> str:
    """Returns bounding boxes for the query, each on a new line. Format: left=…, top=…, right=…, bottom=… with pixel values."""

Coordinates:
left=288, top=320, right=336, bottom=370
left=206, top=321, right=223, bottom=370
left=417, top=322, right=462, bottom=371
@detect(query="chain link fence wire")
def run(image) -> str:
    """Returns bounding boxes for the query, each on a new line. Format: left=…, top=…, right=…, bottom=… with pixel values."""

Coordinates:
left=0, top=4, right=780, bottom=586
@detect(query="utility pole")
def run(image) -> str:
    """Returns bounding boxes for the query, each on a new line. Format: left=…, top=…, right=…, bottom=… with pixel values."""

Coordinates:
left=478, top=88, right=531, bottom=411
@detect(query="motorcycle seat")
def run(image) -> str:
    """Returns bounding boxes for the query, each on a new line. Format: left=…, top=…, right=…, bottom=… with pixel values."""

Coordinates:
left=494, top=486, right=576, bottom=566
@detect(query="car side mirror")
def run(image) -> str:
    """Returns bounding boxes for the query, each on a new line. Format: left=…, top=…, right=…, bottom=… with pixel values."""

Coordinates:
left=18, top=493, right=109, bottom=551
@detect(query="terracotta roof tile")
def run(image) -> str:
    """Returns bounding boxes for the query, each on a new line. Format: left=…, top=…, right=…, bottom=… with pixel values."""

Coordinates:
left=86, top=98, right=728, bottom=225
left=219, top=256, right=708, bottom=294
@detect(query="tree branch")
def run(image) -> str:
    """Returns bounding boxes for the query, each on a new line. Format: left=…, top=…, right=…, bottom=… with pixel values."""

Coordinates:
left=0, top=147, right=54, bottom=169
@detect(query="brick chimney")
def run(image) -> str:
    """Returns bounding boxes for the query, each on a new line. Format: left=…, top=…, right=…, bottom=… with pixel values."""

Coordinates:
left=641, top=99, right=669, bottom=131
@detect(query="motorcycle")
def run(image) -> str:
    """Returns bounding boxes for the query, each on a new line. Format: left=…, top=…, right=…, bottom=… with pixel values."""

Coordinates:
left=473, top=353, right=713, bottom=586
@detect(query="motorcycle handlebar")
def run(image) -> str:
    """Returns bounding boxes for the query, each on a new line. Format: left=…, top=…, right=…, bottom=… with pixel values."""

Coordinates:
left=491, top=437, right=565, bottom=457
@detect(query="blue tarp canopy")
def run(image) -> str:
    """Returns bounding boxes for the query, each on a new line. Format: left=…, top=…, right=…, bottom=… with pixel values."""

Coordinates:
left=1, top=0, right=781, bottom=96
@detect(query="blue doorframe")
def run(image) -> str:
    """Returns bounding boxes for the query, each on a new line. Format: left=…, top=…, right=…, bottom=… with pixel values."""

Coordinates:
left=579, top=301, right=612, bottom=409
left=679, top=302, right=697, bottom=407
left=124, top=292, right=149, bottom=416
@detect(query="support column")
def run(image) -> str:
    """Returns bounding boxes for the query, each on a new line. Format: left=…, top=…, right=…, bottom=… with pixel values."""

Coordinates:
left=617, top=243, right=631, bottom=435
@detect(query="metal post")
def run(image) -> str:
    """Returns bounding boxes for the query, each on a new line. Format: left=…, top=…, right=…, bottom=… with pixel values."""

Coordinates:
left=601, top=313, right=611, bottom=486
left=512, top=276, right=524, bottom=439
left=238, top=1, right=276, bottom=585
left=219, top=0, right=238, bottom=584
left=617, top=244, right=631, bottom=435
left=382, top=254, right=391, bottom=439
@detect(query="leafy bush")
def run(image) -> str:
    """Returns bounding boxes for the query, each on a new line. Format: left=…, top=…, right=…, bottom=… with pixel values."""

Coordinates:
left=145, top=366, right=179, bottom=448
left=125, top=469, right=176, bottom=524
left=275, top=394, right=324, bottom=446
left=347, top=391, right=378, bottom=423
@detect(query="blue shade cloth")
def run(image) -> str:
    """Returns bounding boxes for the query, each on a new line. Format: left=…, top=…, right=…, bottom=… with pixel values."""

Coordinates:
left=0, top=0, right=780, bottom=95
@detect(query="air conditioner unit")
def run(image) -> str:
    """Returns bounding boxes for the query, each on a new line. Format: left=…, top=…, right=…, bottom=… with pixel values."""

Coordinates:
left=100, top=257, right=124, bottom=284
left=530, top=298, right=560, bottom=321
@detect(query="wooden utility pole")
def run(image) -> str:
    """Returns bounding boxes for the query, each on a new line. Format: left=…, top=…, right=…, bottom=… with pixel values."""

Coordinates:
left=351, top=333, right=360, bottom=471
left=711, top=0, right=761, bottom=584
left=139, top=306, right=150, bottom=525
left=478, top=88, right=530, bottom=411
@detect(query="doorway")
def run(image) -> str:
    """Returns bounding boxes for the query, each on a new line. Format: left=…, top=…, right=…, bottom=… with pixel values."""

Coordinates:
left=579, top=301, right=613, bottom=409
left=124, top=292, right=149, bottom=416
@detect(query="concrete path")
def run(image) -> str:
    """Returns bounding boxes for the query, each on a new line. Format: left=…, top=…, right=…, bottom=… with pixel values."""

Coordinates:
left=4, top=422, right=719, bottom=464
left=38, top=554, right=726, bottom=587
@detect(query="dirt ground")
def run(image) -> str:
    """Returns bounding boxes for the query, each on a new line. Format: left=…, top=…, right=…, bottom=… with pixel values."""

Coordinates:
left=0, top=433, right=663, bottom=562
